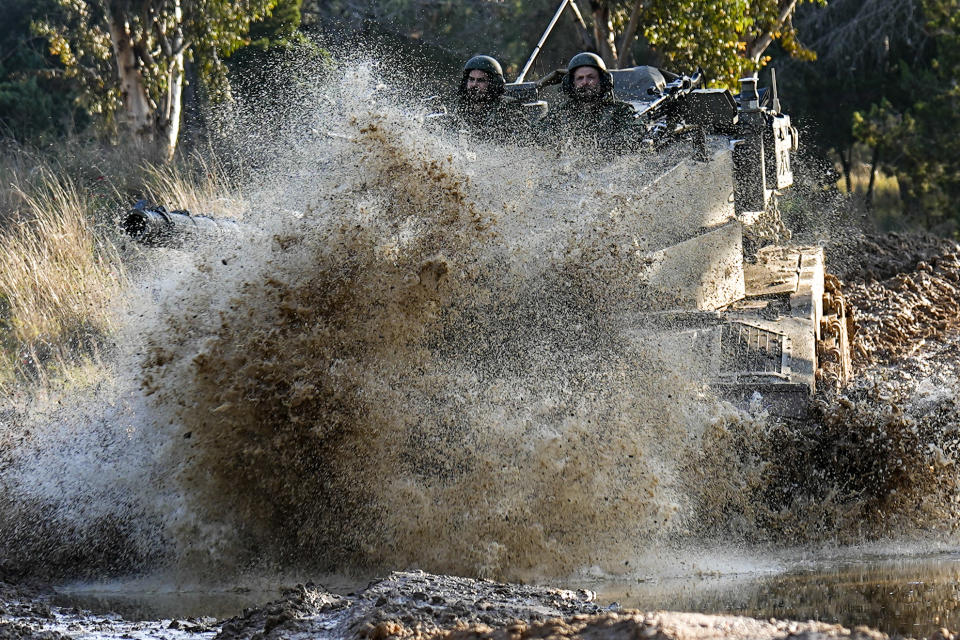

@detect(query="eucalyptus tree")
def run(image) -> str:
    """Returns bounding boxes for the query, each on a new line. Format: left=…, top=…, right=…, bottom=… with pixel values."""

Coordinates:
left=36, top=0, right=278, bottom=161
left=582, top=0, right=825, bottom=86
left=304, top=0, right=823, bottom=88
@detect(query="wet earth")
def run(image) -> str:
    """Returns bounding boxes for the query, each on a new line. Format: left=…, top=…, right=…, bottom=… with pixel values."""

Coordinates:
left=3, top=231, right=960, bottom=640
left=0, top=570, right=941, bottom=640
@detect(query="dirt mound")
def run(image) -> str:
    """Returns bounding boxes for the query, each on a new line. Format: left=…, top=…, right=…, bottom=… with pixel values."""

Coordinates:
left=830, top=233, right=960, bottom=365
left=427, top=612, right=890, bottom=640
left=210, top=571, right=912, bottom=640
left=216, top=571, right=607, bottom=640
left=829, top=233, right=959, bottom=283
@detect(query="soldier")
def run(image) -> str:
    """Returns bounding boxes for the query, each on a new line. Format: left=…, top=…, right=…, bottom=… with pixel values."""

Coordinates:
left=452, top=55, right=525, bottom=142
left=539, top=52, right=639, bottom=153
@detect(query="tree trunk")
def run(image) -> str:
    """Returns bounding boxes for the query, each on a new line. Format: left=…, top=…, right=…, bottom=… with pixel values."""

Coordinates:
left=155, top=0, right=185, bottom=162
left=158, top=50, right=185, bottom=162
left=106, top=10, right=153, bottom=141
left=561, top=0, right=595, bottom=52
left=865, top=144, right=881, bottom=211
left=838, top=146, right=853, bottom=194
left=745, top=0, right=800, bottom=64
left=617, top=0, right=645, bottom=68
left=589, top=2, right=618, bottom=67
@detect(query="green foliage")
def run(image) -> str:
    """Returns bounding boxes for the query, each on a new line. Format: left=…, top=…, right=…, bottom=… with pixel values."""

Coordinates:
left=0, top=0, right=87, bottom=140
left=32, top=0, right=280, bottom=152
left=849, top=0, right=960, bottom=226
left=307, top=0, right=820, bottom=88
left=188, top=0, right=284, bottom=100
left=641, top=1, right=753, bottom=84
left=246, top=0, right=307, bottom=51
left=32, top=2, right=120, bottom=122
left=637, top=0, right=823, bottom=86
left=229, top=0, right=320, bottom=70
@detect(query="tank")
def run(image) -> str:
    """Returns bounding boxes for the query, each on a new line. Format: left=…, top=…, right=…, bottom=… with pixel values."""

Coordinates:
left=503, top=57, right=853, bottom=416
left=122, top=54, right=852, bottom=420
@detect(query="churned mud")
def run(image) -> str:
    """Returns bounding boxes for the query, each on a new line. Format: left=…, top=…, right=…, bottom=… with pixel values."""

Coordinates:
left=4, top=61, right=960, bottom=640
left=833, top=233, right=960, bottom=364
left=0, top=570, right=947, bottom=640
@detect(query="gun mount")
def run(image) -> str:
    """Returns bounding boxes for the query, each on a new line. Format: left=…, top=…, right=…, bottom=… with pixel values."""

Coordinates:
left=501, top=8, right=851, bottom=414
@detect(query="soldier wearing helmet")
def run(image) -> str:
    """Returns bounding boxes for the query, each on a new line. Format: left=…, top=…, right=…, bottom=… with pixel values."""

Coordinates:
left=452, top=55, right=524, bottom=142
left=539, top=52, right=639, bottom=152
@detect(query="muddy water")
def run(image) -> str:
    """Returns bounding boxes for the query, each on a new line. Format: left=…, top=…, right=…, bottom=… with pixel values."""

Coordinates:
left=595, top=550, right=960, bottom=638
left=3, top=55, right=960, bottom=636
left=45, top=549, right=960, bottom=637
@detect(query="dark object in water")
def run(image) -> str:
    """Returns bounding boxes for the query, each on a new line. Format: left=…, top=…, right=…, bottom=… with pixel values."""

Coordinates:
left=121, top=200, right=243, bottom=248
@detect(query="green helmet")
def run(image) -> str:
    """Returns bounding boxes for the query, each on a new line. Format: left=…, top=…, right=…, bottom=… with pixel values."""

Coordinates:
left=562, top=51, right=614, bottom=97
left=459, top=55, right=506, bottom=100
left=464, top=55, right=504, bottom=81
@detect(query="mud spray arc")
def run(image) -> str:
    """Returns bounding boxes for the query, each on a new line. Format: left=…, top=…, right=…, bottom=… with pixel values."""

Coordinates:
left=3, top=59, right=960, bottom=585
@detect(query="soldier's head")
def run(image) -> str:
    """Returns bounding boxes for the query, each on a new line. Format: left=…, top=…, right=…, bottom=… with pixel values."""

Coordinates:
left=458, top=55, right=505, bottom=104
left=562, top=52, right=614, bottom=102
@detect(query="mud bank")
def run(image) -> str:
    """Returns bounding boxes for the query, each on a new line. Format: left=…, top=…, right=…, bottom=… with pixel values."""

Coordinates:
left=0, top=571, right=938, bottom=640
left=833, top=233, right=960, bottom=364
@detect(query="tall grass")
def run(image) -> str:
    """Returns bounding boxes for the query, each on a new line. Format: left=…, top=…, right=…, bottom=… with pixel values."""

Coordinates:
left=141, top=155, right=246, bottom=218
left=833, top=148, right=907, bottom=232
left=0, top=141, right=245, bottom=390
left=0, top=167, right=125, bottom=388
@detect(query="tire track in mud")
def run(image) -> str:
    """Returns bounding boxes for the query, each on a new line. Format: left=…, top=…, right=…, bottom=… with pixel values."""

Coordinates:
left=837, top=234, right=960, bottom=365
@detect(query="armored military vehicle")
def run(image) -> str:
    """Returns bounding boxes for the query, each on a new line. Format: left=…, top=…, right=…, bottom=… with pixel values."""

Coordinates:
left=497, top=0, right=853, bottom=416
left=122, top=3, right=852, bottom=418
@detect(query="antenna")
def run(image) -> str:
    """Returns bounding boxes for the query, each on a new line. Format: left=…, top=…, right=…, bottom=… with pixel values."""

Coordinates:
left=771, top=68, right=781, bottom=114
left=515, top=0, right=587, bottom=83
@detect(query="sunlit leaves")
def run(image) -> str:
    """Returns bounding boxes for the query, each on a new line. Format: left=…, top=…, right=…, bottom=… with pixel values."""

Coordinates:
left=633, top=0, right=822, bottom=87
left=33, top=0, right=279, bottom=144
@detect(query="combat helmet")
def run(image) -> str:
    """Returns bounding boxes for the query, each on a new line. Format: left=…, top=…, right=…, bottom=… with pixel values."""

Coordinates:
left=458, top=55, right=506, bottom=100
left=562, top=51, right=614, bottom=98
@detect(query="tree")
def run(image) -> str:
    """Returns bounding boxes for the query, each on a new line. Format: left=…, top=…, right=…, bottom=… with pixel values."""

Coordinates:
left=782, top=0, right=932, bottom=194
left=564, top=0, right=824, bottom=87
left=0, top=0, right=86, bottom=141
left=35, top=0, right=279, bottom=161
left=303, top=0, right=821, bottom=89
left=852, top=0, right=960, bottom=226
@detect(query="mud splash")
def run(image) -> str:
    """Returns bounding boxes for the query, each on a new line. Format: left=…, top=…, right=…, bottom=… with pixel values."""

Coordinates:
left=138, top=62, right=706, bottom=580
left=686, top=233, right=960, bottom=543
left=2, top=59, right=960, bottom=585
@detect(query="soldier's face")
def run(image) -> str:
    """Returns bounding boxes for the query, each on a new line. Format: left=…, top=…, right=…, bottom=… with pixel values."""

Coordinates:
left=465, top=70, right=493, bottom=101
left=572, top=66, right=601, bottom=99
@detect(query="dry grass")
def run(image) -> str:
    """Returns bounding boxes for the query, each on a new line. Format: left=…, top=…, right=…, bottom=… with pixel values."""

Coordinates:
left=0, top=141, right=246, bottom=390
left=141, top=154, right=246, bottom=219
left=0, top=166, right=125, bottom=387
left=834, top=151, right=906, bottom=231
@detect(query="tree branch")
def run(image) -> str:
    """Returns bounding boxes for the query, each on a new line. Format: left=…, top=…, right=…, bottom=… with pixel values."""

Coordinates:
left=617, top=0, right=645, bottom=68
left=589, top=1, right=617, bottom=66
left=745, top=0, right=799, bottom=63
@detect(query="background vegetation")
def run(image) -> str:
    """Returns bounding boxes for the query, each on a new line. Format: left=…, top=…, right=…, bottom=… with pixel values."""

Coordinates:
left=1, top=0, right=958, bottom=388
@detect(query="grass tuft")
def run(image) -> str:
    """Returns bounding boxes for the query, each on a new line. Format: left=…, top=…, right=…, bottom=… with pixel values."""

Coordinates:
left=0, top=166, right=124, bottom=387
left=141, top=154, right=246, bottom=219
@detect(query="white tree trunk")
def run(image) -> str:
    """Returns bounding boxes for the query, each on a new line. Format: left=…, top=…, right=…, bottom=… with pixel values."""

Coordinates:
left=106, top=11, right=153, bottom=140
left=158, top=0, right=185, bottom=161
left=158, top=50, right=185, bottom=162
